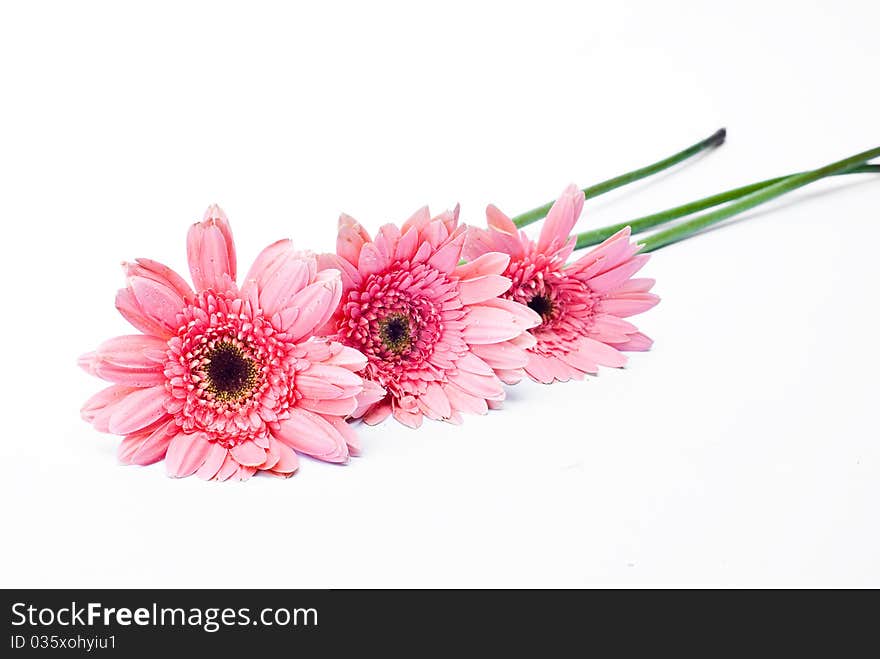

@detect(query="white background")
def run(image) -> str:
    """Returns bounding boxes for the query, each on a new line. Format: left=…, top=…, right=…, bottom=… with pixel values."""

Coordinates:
left=1, top=0, right=878, bottom=587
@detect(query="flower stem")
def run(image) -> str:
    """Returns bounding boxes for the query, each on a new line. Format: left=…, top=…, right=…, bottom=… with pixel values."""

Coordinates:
left=573, top=164, right=880, bottom=249
left=637, top=147, right=880, bottom=253
left=510, top=128, right=727, bottom=228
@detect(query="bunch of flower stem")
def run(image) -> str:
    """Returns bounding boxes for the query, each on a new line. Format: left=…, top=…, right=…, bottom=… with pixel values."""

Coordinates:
left=511, top=128, right=728, bottom=229
left=513, top=139, right=879, bottom=253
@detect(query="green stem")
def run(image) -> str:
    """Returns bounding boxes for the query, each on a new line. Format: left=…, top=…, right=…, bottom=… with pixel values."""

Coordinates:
left=510, top=128, right=727, bottom=228
left=638, top=148, right=880, bottom=253
left=573, top=164, right=880, bottom=249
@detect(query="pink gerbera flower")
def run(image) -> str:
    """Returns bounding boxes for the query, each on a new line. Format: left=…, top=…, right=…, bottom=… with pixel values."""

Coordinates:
left=80, top=205, right=377, bottom=480
left=317, top=205, right=541, bottom=428
left=464, top=185, right=660, bottom=384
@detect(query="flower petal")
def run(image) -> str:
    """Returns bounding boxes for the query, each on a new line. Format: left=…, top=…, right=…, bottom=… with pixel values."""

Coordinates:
left=462, top=305, right=531, bottom=344
left=114, top=288, right=170, bottom=338
left=165, top=432, right=213, bottom=478
left=454, top=252, right=510, bottom=280
left=274, top=409, right=350, bottom=463
left=196, top=443, right=229, bottom=480
left=323, top=415, right=362, bottom=456
left=107, top=385, right=170, bottom=435
left=255, top=250, right=315, bottom=317
left=81, top=384, right=141, bottom=432
left=417, top=383, right=452, bottom=420
left=268, top=438, right=300, bottom=475
left=296, top=362, right=364, bottom=400
left=457, top=274, right=511, bottom=305
left=613, top=331, right=653, bottom=351
left=536, top=184, right=583, bottom=255
left=128, top=276, right=186, bottom=335
left=361, top=398, right=392, bottom=424
left=283, top=275, right=342, bottom=341
left=392, top=406, right=423, bottom=429
left=187, top=205, right=237, bottom=293
left=587, top=254, right=651, bottom=294
left=230, top=440, right=268, bottom=467
left=127, top=418, right=178, bottom=466
left=336, top=214, right=371, bottom=267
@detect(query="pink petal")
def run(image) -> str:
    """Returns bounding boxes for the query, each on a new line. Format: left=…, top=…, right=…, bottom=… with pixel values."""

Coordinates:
left=243, top=239, right=293, bottom=288
left=401, top=206, right=431, bottom=233
left=597, top=294, right=660, bottom=317
left=476, top=206, right=527, bottom=258
left=81, top=384, right=140, bottom=433
left=457, top=274, right=511, bottom=305
left=214, top=454, right=242, bottom=481
left=448, top=368, right=505, bottom=401
left=283, top=276, right=342, bottom=341
left=486, top=204, right=519, bottom=235
left=97, top=334, right=168, bottom=366
left=269, top=439, right=300, bottom=475
left=196, top=443, right=229, bottom=480
left=115, top=288, right=173, bottom=339
left=298, top=397, right=357, bottom=416
left=107, top=385, right=170, bottom=435
left=473, top=297, right=542, bottom=329
left=134, top=419, right=178, bottom=464
left=612, top=331, right=653, bottom=352
left=256, top=251, right=315, bottom=318
left=336, top=214, right=371, bottom=266
left=317, top=252, right=362, bottom=293
left=373, top=223, right=401, bottom=264
left=361, top=398, right=392, bottom=425
left=296, top=362, right=363, bottom=400
left=323, top=415, right=362, bottom=456
left=615, top=277, right=656, bottom=294
left=588, top=314, right=640, bottom=344
left=426, top=232, right=466, bottom=273
left=392, top=406, right=423, bottom=429
left=83, top=335, right=167, bottom=387
left=559, top=348, right=600, bottom=375
left=357, top=242, right=387, bottom=279
left=454, top=351, right=495, bottom=376
left=394, top=224, right=420, bottom=262
left=454, top=252, right=510, bottom=280
left=128, top=276, right=186, bottom=335
left=352, top=381, right=387, bottom=419
left=537, top=184, right=584, bottom=255
left=587, top=254, right=651, bottom=294
left=495, top=367, right=525, bottom=385
left=576, top=337, right=628, bottom=368
left=525, top=353, right=580, bottom=383
left=417, top=382, right=452, bottom=419
left=469, top=340, right=530, bottom=370
left=274, top=409, right=350, bottom=463
left=462, top=305, right=531, bottom=344
left=434, top=203, right=460, bottom=235
left=165, top=432, right=213, bottom=478
left=124, top=259, right=194, bottom=303
left=444, top=384, right=489, bottom=415
left=325, top=343, right=369, bottom=371
left=575, top=227, right=635, bottom=271
left=187, top=205, right=237, bottom=293
left=93, top=361, right=165, bottom=387
left=230, top=440, right=268, bottom=467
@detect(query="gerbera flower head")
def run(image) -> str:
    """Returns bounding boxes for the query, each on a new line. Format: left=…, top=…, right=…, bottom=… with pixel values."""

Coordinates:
left=80, top=205, right=377, bottom=480
left=318, top=205, right=541, bottom=428
left=464, top=184, right=660, bottom=384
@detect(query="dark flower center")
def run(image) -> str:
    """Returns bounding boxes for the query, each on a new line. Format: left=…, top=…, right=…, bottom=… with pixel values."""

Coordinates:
left=527, top=294, right=554, bottom=321
left=379, top=313, right=412, bottom=353
left=205, top=342, right=258, bottom=402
